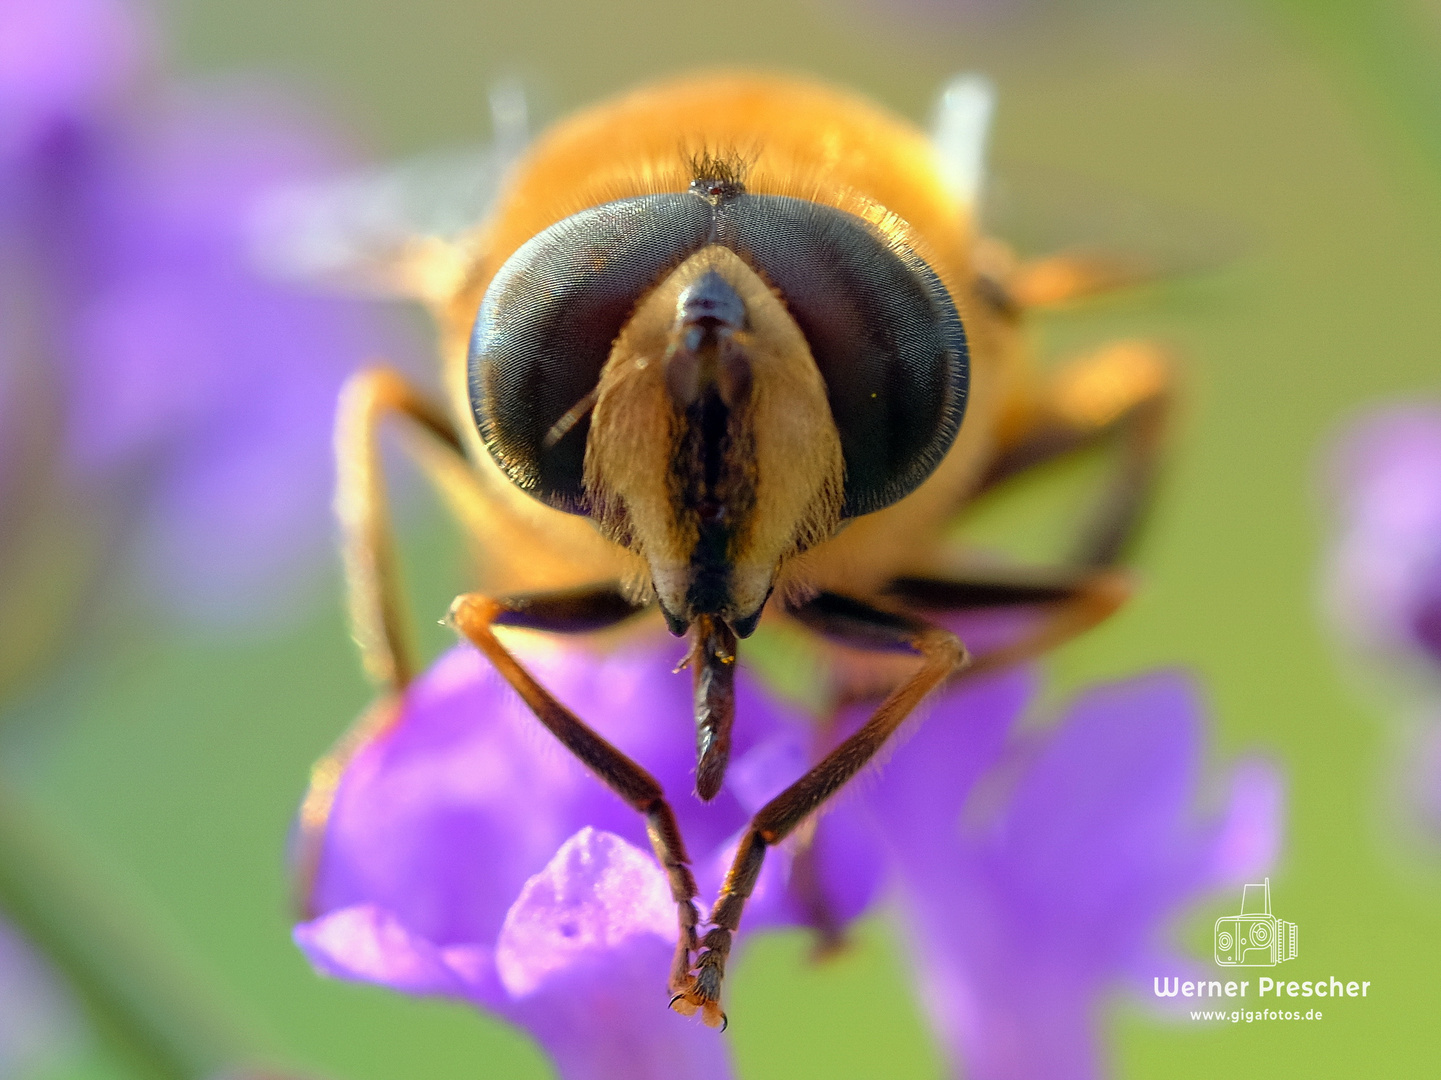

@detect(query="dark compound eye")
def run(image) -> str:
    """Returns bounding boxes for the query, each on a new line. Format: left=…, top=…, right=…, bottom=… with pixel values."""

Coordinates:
left=716, top=195, right=968, bottom=518
left=468, top=194, right=712, bottom=511
left=468, top=189, right=968, bottom=519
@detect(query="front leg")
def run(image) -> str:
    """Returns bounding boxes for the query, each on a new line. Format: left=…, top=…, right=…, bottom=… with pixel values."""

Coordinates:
left=447, top=593, right=701, bottom=997
left=295, top=581, right=657, bottom=916
left=884, top=566, right=1131, bottom=675
left=672, top=597, right=966, bottom=1028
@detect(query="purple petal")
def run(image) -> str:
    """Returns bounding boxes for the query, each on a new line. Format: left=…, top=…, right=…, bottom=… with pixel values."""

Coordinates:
left=734, top=667, right=1031, bottom=935
left=1324, top=405, right=1441, bottom=670
left=1206, top=758, right=1285, bottom=884
left=3, top=0, right=420, bottom=624
left=60, top=93, right=417, bottom=617
left=782, top=795, right=886, bottom=930
left=0, top=0, right=147, bottom=162
left=724, top=727, right=809, bottom=815
left=868, top=665, right=1035, bottom=833
left=301, top=829, right=736, bottom=1079
left=722, top=669, right=1031, bottom=935
left=992, top=671, right=1205, bottom=933
left=312, top=644, right=634, bottom=946
left=706, top=729, right=818, bottom=931
left=497, top=829, right=734, bottom=1080
left=898, top=880, right=1106, bottom=1080
left=310, top=638, right=770, bottom=947
left=879, top=669, right=1284, bottom=1080
left=298, top=829, right=738, bottom=1079
left=0, top=917, right=82, bottom=1077
left=495, top=827, right=676, bottom=997
left=1412, top=566, right=1441, bottom=663
left=293, top=904, right=491, bottom=1000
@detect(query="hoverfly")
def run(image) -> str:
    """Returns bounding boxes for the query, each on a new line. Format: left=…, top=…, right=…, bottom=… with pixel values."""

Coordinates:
left=279, top=72, right=1172, bottom=1027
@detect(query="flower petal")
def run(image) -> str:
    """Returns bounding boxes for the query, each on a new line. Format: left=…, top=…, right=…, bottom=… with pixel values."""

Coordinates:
left=496, top=829, right=735, bottom=1080
left=868, top=665, right=1034, bottom=834
left=495, top=828, right=674, bottom=998
left=1325, top=405, right=1441, bottom=671
left=312, top=645, right=640, bottom=947
left=877, top=669, right=1284, bottom=1080
left=309, top=638, right=778, bottom=947
left=993, top=671, right=1204, bottom=930
left=1206, top=757, right=1285, bottom=885
left=293, top=903, right=493, bottom=1000
left=0, top=0, right=146, bottom=161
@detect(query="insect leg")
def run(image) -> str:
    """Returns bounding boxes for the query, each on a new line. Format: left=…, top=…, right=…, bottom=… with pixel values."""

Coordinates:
left=979, top=339, right=1173, bottom=567
left=881, top=567, right=1131, bottom=676
left=487, top=583, right=650, bottom=632
left=675, top=597, right=966, bottom=1028
left=295, top=579, right=650, bottom=914
left=334, top=366, right=467, bottom=691
left=293, top=369, right=471, bottom=909
left=1006, top=251, right=1157, bottom=309
left=972, top=238, right=1160, bottom=315
left=447, top=593, right=702, bottom=997
left=676, top=567, right=1134, bottom=1021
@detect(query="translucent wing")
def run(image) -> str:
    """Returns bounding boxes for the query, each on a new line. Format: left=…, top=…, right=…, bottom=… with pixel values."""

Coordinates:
left=931, top=72, right=1246, bottom=307
left=247, top=82, right=529, bottom=301
left=930, top=72, right=997, bottom=211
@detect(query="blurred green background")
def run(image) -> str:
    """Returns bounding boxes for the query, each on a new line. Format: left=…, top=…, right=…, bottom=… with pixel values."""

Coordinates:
left=7, top=0, right=1440, bottom=1076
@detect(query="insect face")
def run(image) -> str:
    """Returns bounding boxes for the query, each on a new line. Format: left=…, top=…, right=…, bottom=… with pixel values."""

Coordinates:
left=586, top=243, right=843, bottom=635
left=468, top=177, right=969, bottom=637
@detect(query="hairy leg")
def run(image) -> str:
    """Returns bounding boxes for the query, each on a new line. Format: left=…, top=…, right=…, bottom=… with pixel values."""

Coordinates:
left=294, top=369, right=473, bottom=910
left=883, top=566, right=1131, bottom=676
left=333, top=366, right=468, bottom=690
left=972, top=239, right=1159, bottom=317
left=672, top=597, right=965, bottom=1028
left=447, top=593, right=701, bottom=995
left=319, top=367, right=662, bottom=900
left=978, top=339, right=1173, bottom=567
left=673, top=567, right=1130, bottom=1024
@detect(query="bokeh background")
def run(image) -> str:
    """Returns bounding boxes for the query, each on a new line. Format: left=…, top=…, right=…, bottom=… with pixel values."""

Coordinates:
left=4, top=0, right=1440, bottom=1077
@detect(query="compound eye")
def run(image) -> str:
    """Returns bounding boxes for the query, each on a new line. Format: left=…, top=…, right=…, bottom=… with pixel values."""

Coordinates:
left=719, top=196, right=969, bottom=518
left=469, top=195, right=712, bottom=511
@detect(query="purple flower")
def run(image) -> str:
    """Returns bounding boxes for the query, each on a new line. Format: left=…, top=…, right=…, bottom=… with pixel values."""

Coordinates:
left=294, top=620, right=1280, bottom=1080
left=1324, top=405, right=1441, bottom=677
left=293, top=635, right=888, bottom=1079
left=1322, top=404, right=1441, bottom=836
left=301, top=828, right=725, bottom=1080
left=865, top=670, right=1282, bottom=1080
left=0, top=0, right=413, bottom=630
left=0, top=0, right=146, bottom=164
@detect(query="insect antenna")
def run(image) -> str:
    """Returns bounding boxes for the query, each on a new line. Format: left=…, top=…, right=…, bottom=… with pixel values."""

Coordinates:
left=541, top=386, right=600, bottom=449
